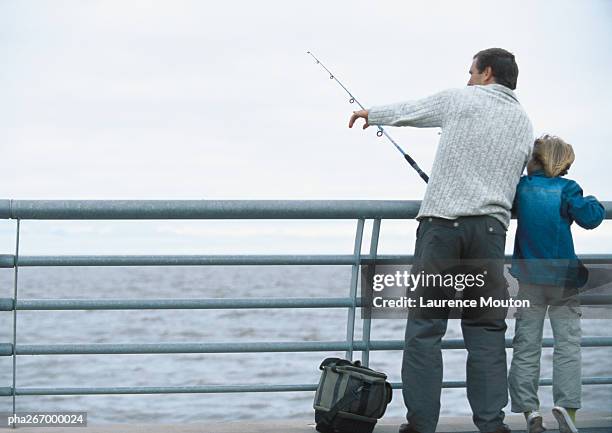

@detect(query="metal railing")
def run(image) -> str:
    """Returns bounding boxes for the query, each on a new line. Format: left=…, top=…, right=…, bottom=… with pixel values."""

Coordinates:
left=1, top=199, right=611, bottom=413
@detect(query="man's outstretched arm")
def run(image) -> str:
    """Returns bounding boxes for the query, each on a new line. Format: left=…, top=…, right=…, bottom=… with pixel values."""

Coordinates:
left=348, top=89, right=456, bottom=130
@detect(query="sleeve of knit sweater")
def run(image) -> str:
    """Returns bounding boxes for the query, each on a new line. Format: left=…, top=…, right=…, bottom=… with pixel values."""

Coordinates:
left=367, top=88, right=456, bottom=128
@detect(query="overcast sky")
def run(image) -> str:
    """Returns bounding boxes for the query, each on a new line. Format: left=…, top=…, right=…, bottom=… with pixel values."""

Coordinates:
left=1, top=0, right=610, bottom=254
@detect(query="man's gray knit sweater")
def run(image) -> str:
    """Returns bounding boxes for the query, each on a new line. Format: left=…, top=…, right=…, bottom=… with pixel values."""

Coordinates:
left=368, top=83, right=533, bottom=228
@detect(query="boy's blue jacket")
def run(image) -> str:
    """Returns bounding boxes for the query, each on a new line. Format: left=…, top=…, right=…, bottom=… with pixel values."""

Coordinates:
left=510, top=171, right=605, bottom=287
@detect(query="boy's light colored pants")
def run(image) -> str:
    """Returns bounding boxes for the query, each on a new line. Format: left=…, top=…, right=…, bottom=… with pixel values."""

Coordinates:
left=509, top=283, right=582, bottom=412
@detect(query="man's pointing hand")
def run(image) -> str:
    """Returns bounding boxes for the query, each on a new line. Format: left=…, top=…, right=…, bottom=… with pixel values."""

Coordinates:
left=349, top=109, right=370, bottom=129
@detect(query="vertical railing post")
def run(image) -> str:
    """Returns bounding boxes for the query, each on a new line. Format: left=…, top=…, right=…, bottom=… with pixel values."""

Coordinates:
left=362, top=219, right=380, bottom=367
left=345, top=219, right=364, bottom=360
left=11, top=219, right=20, bottom=428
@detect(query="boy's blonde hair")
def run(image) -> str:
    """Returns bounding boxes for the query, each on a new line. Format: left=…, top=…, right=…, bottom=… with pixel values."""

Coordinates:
left=530, top=134, right=575, bottom=177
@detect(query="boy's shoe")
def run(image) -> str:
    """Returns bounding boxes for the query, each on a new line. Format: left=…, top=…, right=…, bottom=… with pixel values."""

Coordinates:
left=526, top=411, right=547, bottom=433
left=552, top=406, right=579, bottom=433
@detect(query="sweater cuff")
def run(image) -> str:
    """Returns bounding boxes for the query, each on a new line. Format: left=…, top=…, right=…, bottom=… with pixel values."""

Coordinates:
left=367, top=104, right=396, bottom=126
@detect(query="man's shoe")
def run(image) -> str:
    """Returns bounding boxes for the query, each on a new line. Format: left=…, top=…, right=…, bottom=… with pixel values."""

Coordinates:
left=398, top=423, right=422, bottom=433
left=486, top=424, right=511, bottom=433
left=526, top=411, right=547, bottom=433
left=552, top=406, right=579, bottom=433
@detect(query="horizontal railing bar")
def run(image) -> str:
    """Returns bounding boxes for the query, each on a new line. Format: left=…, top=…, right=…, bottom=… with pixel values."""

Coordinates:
left=2, top=199, right=611, bottom=220
left=13, top=297, right=362, bottom=310
left=3, top=337, right=610, bottom=356
left=5, top=294, right=611, bottom=311
left=3, top=254, right=368, bottom=267
left=8, top=385, right=318, bottom=396
left=567, top=254, right=612, bottom=264
left=1, top=254, right=610, bottom=268
left=0, top=200, right=422, bottom=220
left=6, top=341, right=355, bottom=355
left=580, top=295, right=612, bottom=305
left=392, top=376, right=612, bottom=389
left=362, top=337, right=612, bottom=351
left=0, top=254, right=406, bottom=267
left=2, top=376, right=610, bottom=396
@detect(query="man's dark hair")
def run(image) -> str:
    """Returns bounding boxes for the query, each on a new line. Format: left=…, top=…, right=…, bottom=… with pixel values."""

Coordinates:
left=473, top=48, right=518, bottom=90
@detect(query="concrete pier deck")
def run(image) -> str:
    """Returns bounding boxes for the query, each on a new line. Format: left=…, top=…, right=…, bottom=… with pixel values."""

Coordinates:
left=8, top=413, right=612, bottom=432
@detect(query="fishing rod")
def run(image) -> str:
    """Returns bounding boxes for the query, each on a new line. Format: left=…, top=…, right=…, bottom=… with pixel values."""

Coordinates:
left=307, top=51, right=429, bottom=183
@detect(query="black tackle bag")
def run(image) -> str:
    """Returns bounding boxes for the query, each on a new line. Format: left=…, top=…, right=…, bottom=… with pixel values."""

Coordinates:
left=313, top=357, right=393, bottom=433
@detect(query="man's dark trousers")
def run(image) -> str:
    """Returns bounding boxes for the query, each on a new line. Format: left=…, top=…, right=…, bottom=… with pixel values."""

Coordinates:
left=402, top=216, right=509, bottom=433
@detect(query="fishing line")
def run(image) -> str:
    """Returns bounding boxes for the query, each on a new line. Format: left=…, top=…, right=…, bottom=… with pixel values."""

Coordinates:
left=307, top=51, right=429, bottom=183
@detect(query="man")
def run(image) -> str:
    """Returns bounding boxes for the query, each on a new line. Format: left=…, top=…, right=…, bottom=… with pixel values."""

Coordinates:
left=349, top=48, right=533, bottom=433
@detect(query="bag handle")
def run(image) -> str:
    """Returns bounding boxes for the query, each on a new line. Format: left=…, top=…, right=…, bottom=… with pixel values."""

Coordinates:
left=319, top=357, right=361, bottom=370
